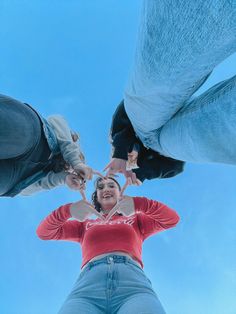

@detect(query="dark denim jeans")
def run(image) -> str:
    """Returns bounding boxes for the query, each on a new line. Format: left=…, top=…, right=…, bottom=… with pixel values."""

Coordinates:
left=0, top=94, right=51, bottom=195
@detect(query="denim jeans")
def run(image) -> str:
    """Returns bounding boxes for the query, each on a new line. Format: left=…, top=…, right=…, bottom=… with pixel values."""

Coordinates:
left=124, top=0, right=236, bottom=164
left=0, top=94, right=51, bottom=195
left=58, top=255, right=165, bottom=314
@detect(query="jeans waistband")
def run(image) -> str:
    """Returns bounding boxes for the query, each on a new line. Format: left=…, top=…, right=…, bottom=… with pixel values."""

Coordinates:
left=81, top=254, right=142, bottom=273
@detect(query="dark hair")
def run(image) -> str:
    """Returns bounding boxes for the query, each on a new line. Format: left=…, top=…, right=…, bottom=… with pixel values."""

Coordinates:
left=91, top=177, right=121, bottom=212
left=50, top=154, right=70, bottom=173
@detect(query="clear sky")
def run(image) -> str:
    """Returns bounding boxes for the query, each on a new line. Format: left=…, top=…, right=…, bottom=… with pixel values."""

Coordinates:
left=0, top=1, right=236, bottom=314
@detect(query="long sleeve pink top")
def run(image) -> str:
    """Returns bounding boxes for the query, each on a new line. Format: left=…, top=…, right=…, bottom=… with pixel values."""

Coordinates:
left=36, top=197, right=180, bottom=268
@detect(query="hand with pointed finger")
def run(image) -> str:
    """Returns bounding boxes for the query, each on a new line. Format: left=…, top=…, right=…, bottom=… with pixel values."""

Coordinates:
left=70, top=200, right=105, bottom=222
left=65, top=174, right=85, bottom=190
left=104, top=158, right=127, bottom=176
left=115, top=196, right=135, bottom=217
left=105, top=196, right=135, bottom=221
left=104, top=158, right=141, bottom=185
left=105, top=179, right=134, bottom=221
left=75, top=164, right=94, bottom=180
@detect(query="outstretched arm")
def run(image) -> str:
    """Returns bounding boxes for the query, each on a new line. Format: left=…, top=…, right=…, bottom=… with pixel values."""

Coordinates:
left=20, top=171, right=68, bottom=195
left=47, top=115, right=84, bottom=169
left=47, top=115, right=95, bottom=180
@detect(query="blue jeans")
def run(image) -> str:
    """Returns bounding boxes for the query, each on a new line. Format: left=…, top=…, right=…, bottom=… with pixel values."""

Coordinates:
left=58, top=255, right=165, bottom=314
left=0, top=94, right=51, bottom=195
left=124, top=0, right=236, bottom=164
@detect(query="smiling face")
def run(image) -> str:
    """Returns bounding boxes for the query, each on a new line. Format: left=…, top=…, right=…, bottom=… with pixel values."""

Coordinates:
left=96, top=178, right=121, bottom=211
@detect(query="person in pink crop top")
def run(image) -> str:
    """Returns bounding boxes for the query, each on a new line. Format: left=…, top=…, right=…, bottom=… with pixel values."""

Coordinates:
left=36, top=177, right=180, bottom=314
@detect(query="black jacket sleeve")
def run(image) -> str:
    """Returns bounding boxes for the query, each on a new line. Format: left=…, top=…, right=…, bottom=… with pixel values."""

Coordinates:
left=133, top=149, right=185, bottom=182
left=110, top=100, right=137, bottom=160
left=110, top=100, right=185, bottom=181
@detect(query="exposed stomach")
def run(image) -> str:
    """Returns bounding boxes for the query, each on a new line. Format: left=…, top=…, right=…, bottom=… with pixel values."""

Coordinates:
left=83, top=251, right=142, bottom=269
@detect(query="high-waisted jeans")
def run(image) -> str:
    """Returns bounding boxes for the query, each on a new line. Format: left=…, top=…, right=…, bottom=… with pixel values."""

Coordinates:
left=124, top=0, right=236, bottom=164
left=0, top=94, right=50, bottom=195
left=58, top=255, right=165, bottom=314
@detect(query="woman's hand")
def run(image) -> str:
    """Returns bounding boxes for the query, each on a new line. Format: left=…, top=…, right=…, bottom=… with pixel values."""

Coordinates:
left=70, top=200, right=105, bottom=222
left=104, top=158, right=127, bottom=175
left=104, top=158, right=140, bottom=185
left=105, top=195, right=135, bottom=221
left=75, top=164, right=94, bottom=180
left=105, top=180, right=136, bottom=221
left=65, top=174, right=85, bottom=190
left=75, top=164, right=105, bottom=181
left=117, top=196, right=135, bottom=216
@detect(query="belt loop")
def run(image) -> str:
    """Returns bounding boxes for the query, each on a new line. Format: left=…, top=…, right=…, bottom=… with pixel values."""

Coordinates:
left=107, top=256, right=113, bottom=264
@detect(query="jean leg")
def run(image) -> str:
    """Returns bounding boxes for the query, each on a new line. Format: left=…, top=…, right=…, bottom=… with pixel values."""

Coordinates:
left=0, top=94, right=41, bottom=158
left=117, top=293, right=166, bottom=314
left=58, top=299, right=103, bottom=314
left=58, top=265, right=107, bottom=314
left=124, top=0, right=236, bottom=140
left=111, top=260, right=165, bottom=314
left=151, top=75, right=236, bottom=163
left=0, top=159, right=16, bottom=195
left=0, top=95, right=51, bottom=195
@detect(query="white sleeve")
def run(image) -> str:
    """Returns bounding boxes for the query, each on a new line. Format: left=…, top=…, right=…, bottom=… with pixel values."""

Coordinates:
left=47, top=115, right=84, bottom=170
left=20, top=171, right=68, bottom=196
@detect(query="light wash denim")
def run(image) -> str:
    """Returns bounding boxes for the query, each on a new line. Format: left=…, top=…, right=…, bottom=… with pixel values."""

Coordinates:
left=58, top=255, right=166, bottom=314
left=0, top=94, right=60, bottom=196
left=124, top=0, right=236, bottom=164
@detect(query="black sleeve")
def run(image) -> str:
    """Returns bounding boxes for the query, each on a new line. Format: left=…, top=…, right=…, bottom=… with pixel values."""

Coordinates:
left=110, top=100, right=137, bottom=160
left=133, top=152, right=185, bottom=182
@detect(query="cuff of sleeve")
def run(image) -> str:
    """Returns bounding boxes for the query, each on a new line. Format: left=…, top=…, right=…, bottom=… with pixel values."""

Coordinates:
left=133, top=168, right=146, bottom=182
left=63, top=203, right=73, bottom=219
left=58, top=171, right=69, bottom=182
left=133, top=196, right=144, bottom=213
left=73, top=161, right=86, bottom=170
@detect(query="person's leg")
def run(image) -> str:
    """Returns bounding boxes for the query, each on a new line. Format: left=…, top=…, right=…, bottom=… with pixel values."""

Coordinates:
left=58, top=263, right=107, bottom=314
left=149, top=75, right=236, bottom=163
left=110, top=257, right=166, bottom=314
left=0, top=94, right=51, bottom=195
left=58, top=299, right=103, bottom=314
left=117, top=293, right=166, bottom=314
left=0, top=159, right=17, bottom=195
left=0, top=94, right=41, bottom=159
left=124, top=0, right=236, bottom=146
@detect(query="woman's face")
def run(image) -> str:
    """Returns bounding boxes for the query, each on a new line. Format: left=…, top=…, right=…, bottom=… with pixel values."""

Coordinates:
left=96, top=178, right=120, bottom=211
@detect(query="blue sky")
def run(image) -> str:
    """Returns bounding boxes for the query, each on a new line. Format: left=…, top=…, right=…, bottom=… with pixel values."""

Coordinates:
left=0, top=1, right=236, bottom=314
